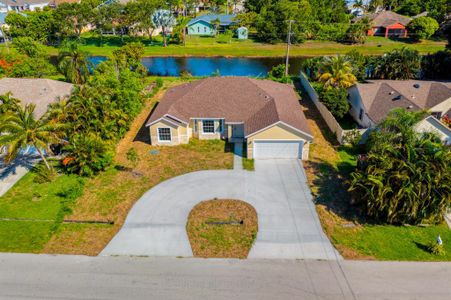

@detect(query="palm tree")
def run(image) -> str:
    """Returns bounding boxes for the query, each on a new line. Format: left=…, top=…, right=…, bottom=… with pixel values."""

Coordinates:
left=352, top=0, right=366, bottom=12
left=211, top=18, right=221, bottom=37
left=58, top=41, right=93, bottom=84
left=0, top=103, right=65, bottom=170
left=0, top=93, right=20, bottom=115
left=151, top=9, right=177, bottom=47
left=349, top=109, right=451, bottom=224
left=318, top=55, right=357, bottom=89
left=374, top=47, right=421, bottom=80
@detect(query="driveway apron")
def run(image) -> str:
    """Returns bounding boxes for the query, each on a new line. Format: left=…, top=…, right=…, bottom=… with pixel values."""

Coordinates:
left=101, top=159, right=341, bottom=260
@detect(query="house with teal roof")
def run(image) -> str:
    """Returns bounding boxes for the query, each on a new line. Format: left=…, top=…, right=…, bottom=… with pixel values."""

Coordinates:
left=186, top=14, right=236, bottom=36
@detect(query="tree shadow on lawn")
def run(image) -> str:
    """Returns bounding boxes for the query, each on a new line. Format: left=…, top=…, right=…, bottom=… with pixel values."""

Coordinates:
left=296, top=81, right=367, bottom=224
left=413, top=241, right=431, bottom=254
left=133, top=103, right=159, bottom=144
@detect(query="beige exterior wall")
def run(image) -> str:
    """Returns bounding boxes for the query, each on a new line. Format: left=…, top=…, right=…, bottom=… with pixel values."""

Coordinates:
left=415, top=116, right=451, bottom=145
left=246, top=123, right=311, bottom=160
left=430, top=97, right=451, bottom=117
left=149, top=119, right=189, bottom=146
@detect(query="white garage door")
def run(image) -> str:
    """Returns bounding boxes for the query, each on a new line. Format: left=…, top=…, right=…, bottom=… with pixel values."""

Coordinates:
left=253, top=141, right=303, bottom=159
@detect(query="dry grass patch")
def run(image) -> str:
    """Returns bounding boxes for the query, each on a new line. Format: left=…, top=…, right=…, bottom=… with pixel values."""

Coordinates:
left=43, top=79, right=233, bottom=255
left=187, top=199, right=258, bottom=259
left=298, top=87, right=372, bottom=260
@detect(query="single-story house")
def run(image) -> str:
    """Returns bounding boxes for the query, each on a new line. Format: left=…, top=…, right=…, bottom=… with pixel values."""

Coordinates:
left=348, top=80, right=451, bottom=144
left=0, top=12, right=6, bottom=38
left=48, top=0, right=80, bottom=7
left=0, top=78, right=74, bottom=118
left=186, top=14, right=236, bottom=36
left=356, top=10, right=411, bottom=38
left=0, top=0, right=50, bottom=11
left=146, top=77, right=313, bottom=160
left=0, top=1, right=7, bottom=12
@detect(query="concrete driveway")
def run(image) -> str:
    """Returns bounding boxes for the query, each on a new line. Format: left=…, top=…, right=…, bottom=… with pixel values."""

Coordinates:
left=101, top=159, right=341, bottom=260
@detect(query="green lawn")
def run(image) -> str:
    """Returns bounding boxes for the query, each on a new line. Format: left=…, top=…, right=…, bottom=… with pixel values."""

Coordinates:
left=332, top=223, right=451, bottom=261
left=2, top=35, right=443, bottom=58
left=328, top=146, right=450, bottom=261
left=302, top=93, right=451, bottom=261
left=0, top=166, right=83, bottom=253
left=242, top=157, right=255, bottom=171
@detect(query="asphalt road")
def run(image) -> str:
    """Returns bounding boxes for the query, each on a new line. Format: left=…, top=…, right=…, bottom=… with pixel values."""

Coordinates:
left=0, top=254, right=450, bottom=300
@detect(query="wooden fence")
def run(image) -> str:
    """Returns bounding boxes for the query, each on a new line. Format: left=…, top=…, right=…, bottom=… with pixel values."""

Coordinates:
left=299, top=72, right=369, bottom=144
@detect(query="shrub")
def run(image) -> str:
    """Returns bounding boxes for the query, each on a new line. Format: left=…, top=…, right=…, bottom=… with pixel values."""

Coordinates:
left=372, top=47, right=421, bottom=80
left=315, top=23, right=348, bottom=41
left=33, top=164, right=58, bottom=183
left=267, top=64, right=289, bottom=82
left=349, top=109, right=451, bottom=225
left=12, top=37, right=45, bottom=58
left=407, top=17, right=439, bottom=41
left=62, top=134, right=114, bottom=177
left=342, top=129, right=362, bottom=147
left=126, top=147, right=139, bottom=168
left=156, top=77, right=164, bottom=88
left=428, top=242, right=446, bottom=256
left=217, top=30, right=233, bottom=44
left=320, top=87, right=350, bottom=119
left=421, top=50, right=451, bottom=80
left=345, top=18, right=371, bottom=44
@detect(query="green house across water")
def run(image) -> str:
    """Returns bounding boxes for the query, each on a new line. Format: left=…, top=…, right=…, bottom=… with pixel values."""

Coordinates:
left=186, top=14, right=236, bottom=36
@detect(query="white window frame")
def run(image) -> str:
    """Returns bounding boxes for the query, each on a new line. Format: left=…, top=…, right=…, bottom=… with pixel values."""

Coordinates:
left=202, top=120, right=215, bottom=134
left=157, top=127, right=172, bottom=142
left=218, top=119, right=224, bottom=133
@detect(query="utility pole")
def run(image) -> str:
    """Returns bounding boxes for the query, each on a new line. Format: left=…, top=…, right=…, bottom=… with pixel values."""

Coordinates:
left=285, top=20, right=294, bottom=81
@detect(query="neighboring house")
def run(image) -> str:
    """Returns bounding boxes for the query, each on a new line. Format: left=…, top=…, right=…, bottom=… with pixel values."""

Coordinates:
left=0, top=1, right=7, bottom=12
left=356, top=10, right=411, bottom=38
left=0, top=12, right=6, bottom=39
left=48, top=0, right=80, bottom=7
left=146, top=77, right=313, bottom=160
left=186, top=14, right=236, bottom=36
left=348, top=80, right=451, bottom=144
left=0, top=0, right=49, bottom=12
left=415, top=115, right=451, bottom=145
left=0, top=78, right=74, bottom=118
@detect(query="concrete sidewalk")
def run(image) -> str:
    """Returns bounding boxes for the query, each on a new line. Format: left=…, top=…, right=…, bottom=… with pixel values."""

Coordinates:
left=0, top=253, right=450, bottom=300
left=0, top=156, right=38, bottom=197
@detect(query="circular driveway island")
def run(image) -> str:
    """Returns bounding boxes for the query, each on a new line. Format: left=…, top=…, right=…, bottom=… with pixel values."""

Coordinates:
left=101, top=159, right=341, bottom=260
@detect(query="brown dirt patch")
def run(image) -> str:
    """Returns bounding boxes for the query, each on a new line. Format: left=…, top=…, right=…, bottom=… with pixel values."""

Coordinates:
left=297, top=86, right=374, bottom=260
left=186, top=199, right=258, bottom=259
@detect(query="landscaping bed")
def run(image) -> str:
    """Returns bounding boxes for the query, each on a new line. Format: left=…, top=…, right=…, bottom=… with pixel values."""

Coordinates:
left=300, top=88, right=451, bottom=261
left=186, top=199, right=258, bottom=259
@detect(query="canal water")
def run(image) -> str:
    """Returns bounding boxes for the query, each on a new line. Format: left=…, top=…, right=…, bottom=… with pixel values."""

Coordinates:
left=89, top=56, right=307, bottom=77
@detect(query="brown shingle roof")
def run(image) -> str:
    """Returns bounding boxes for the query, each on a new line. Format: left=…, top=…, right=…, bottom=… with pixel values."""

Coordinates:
left=0, top=78, right=74, bottom=118
left=147, top=77, right=312, bottom=139
left=360, top=10, right=411, bottom=27
left=354, top=80, right=451, bottom=123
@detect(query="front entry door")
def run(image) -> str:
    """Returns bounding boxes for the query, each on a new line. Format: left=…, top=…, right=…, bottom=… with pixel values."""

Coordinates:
left=232, top=124, right=244, bottom=138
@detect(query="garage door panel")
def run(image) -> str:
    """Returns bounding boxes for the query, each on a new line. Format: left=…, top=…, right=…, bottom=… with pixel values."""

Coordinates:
left=254, top=141, right=303, bottom=159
